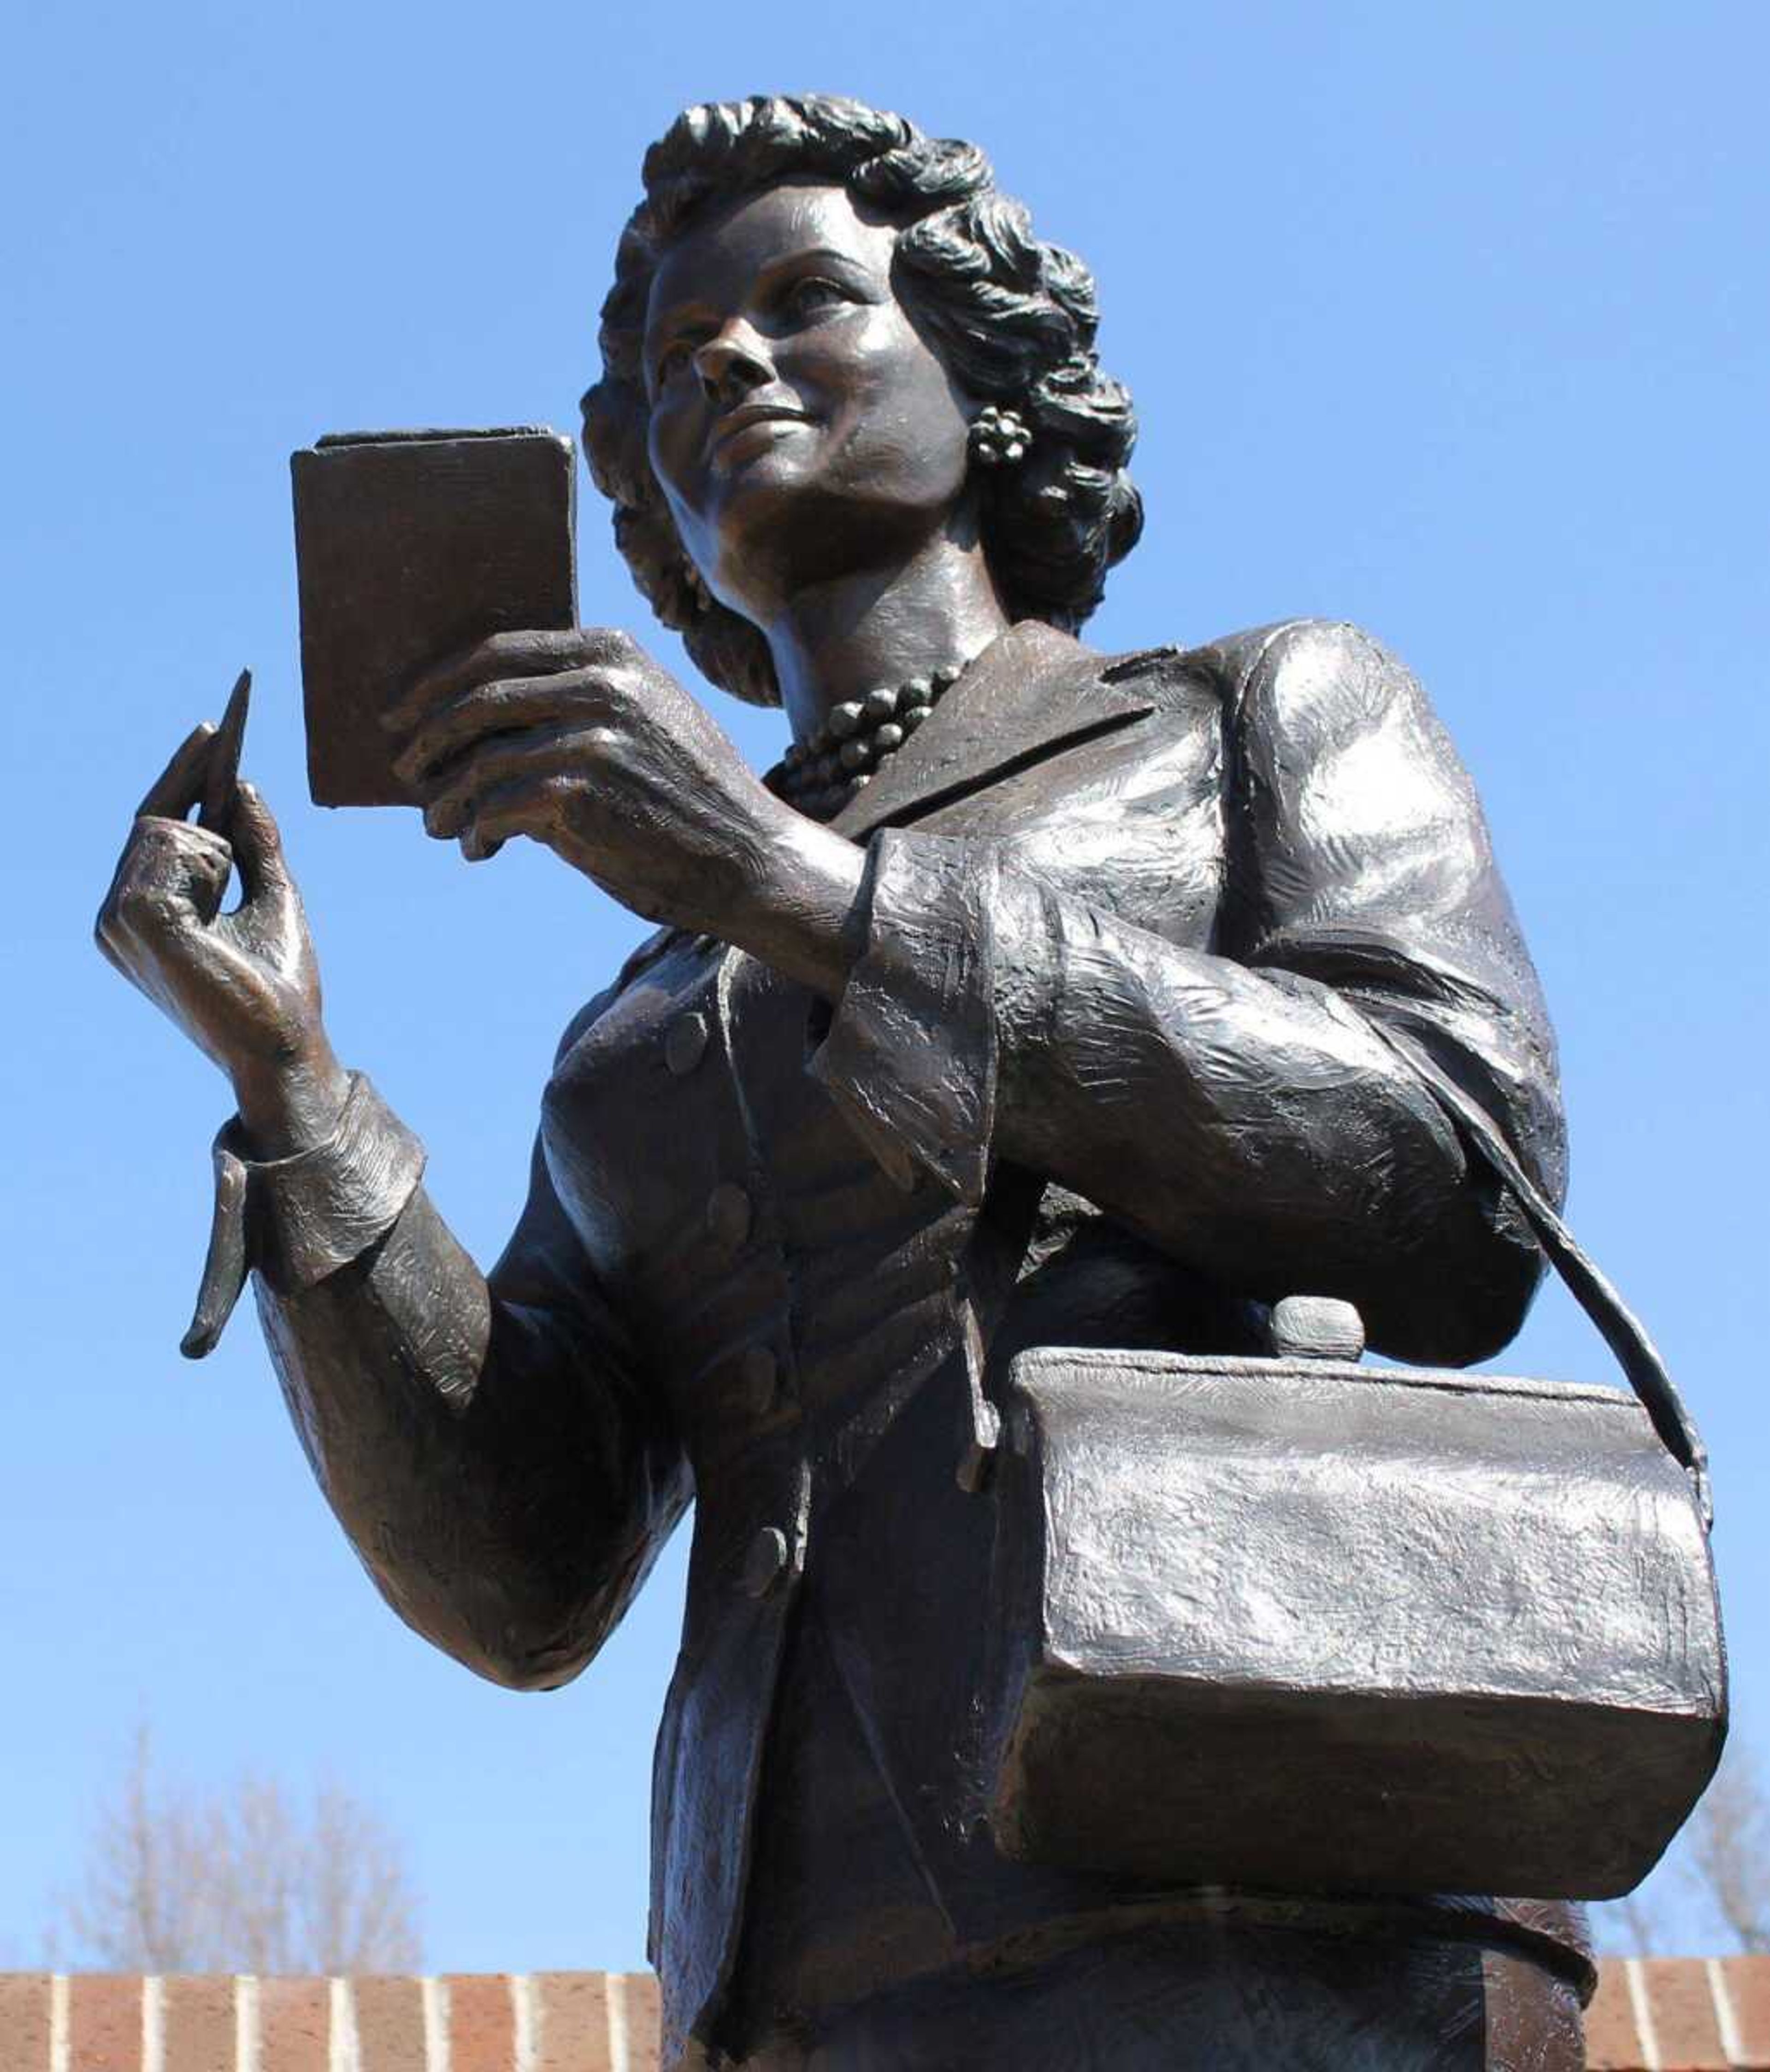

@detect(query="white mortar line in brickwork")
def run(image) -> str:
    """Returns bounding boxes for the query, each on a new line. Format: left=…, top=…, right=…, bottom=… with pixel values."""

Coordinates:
left=1625, top=1958, right=1663, bottom=2072
left=235, top=1976, right=260, bottom=2072
left=508, top=1975, right=537, bottom=2072
left=1708, top=1957, right=1744, bottom=2067
left=329, top=1978, right=360, bottom=2072
left=607, top=1972, right=631, bottom=2072
left=142, top=1975, right=165, bottom=2072
left=421, top=1976, right=449, bottom=2072
left=48, top=1974, right=68, bottom=2072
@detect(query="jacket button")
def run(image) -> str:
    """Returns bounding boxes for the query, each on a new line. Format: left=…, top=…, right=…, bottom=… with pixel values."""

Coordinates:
left=706, top=1183, right=753, bottom=1251
left=740, top=1345, right=780, bottom=1413
left=664, top=1012, right=709, bottom=1077
left=741, top=1525, right=789, bottom=1599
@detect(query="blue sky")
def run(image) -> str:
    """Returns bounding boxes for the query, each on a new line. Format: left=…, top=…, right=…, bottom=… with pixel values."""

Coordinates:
left=3, top=0, right=1764, bottom=1971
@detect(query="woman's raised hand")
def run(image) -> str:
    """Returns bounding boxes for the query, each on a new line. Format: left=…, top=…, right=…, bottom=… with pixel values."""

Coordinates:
left=94, top=726, right=349, bottom=1155
left=386, top=626, right=866, bottom=993
left=388, top=628, right=811, bottom=937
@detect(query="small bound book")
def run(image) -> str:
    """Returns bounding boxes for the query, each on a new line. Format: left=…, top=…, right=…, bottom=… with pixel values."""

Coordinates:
left=291, top=426, right=578, bottom=806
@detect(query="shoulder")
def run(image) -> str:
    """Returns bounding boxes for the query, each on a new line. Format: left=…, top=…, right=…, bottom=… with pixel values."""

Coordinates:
left=1185, top=616, right=1378, bottom=684
left=1103, top=615, right=1369, bottom=679
left=1115, top=618, right=1470, bottom=803
left=1101, top=618, right=1434, bottom=745
left=1124, top=618, right=1428, bottom=727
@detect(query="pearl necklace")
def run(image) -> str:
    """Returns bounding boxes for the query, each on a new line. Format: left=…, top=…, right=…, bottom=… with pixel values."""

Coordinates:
left=764, top=662, right=966, bottom=820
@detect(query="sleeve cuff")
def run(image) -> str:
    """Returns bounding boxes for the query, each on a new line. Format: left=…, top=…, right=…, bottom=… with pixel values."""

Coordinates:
left=183, top=1074, right=426, bottom=1356
left=807, top=830, right=1017, bottom=1205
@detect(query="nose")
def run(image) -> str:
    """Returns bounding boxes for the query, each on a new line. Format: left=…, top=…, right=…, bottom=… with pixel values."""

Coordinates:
left=694, top=324, right=772, bottom=409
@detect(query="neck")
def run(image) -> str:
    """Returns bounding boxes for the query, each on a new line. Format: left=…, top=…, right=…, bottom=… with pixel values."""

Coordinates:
left=760, top=530, right=1012, bottom=746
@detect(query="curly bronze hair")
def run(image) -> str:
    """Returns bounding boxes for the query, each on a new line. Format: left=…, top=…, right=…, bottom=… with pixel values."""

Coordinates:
left=582, top=94, right=1143, bottom=707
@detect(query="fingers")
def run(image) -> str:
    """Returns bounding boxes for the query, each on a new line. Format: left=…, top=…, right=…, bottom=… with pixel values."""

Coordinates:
left=96, top=814, right=235, bottom=970
left=132, top=816, right=235, bottom=924
left=137, top=722, right=218, bottom=819
left=227, top=782, right=295, bottom=912
left=419, top=725, right=583, bottom=842
left=383, top=627, right=629, bottom=737
left=460, top=770, right=579, bottom=862
left=393, top=676, right=601, bottom=792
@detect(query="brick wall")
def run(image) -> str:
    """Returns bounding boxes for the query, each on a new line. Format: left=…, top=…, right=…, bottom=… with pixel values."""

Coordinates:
left=0, top=1973, right=657, bottom=2071
left=2, top=1961, right=1768, bottom=2068
left=1587, top=1959, right=1770, bottom=2069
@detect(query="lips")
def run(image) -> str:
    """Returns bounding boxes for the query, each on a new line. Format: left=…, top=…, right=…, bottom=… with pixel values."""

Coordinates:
left=710, top=402, right=812, bottom=450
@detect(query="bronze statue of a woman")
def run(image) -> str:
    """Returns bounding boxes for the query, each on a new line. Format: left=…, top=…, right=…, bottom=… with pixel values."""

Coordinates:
left=97, top=95, right=1601, bottom=2067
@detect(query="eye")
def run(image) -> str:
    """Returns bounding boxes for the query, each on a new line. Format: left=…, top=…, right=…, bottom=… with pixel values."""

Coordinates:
left=781, top=275, right=849, bottom=319
left=652, top=338, right=694, bottom=389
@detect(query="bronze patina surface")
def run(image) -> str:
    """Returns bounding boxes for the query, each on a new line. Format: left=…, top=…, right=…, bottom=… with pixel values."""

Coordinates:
left=99, top=94, right=1725, bottom=2071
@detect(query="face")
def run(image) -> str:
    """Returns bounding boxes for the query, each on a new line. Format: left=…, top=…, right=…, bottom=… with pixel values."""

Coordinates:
left=643, top=180, right=975, bottom=612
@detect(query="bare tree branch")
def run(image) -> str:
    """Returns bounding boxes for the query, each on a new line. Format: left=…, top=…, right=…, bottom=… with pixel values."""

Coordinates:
left=1590, top=1884, right=1670, bottom=1957
left=52, top=1727, right=421, bottom=1973
left=1684, top=1742, right=1770, bottom=1955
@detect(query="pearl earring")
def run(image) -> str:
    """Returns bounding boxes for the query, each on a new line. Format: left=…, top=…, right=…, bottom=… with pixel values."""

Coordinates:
left=970, top=406, right=1032, bottom=468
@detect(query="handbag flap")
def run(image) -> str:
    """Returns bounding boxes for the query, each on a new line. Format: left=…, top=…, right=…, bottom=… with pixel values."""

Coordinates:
left=1003, top=1347, right=1721, bottom=1710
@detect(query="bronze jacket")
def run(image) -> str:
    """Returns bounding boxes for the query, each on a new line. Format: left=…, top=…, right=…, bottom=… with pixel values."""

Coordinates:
left=216, top=619, right=1576, bottom=2065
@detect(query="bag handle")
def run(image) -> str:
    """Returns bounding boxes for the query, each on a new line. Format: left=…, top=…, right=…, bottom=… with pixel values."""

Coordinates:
left=1369, top=1022, right=1712, bottom=1530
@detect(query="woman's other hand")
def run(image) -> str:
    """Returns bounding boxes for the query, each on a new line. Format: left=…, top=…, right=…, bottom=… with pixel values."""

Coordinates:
left=94, top=727, right=349, bottom=1155
left=386, top=628, right=865, bottom=989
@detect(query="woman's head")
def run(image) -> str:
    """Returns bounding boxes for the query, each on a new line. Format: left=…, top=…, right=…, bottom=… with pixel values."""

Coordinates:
left=639, top=177, right=991, bottom=637
left=584, top=94, right=1142, bottom=706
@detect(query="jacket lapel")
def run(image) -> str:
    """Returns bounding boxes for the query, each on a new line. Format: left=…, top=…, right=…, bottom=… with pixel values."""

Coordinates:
left=831, top=621, right=1158, bottom=842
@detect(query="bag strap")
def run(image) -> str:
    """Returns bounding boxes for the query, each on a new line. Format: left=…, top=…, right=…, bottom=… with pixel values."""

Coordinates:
left=1369, top=1022, right=1712, bottom=1530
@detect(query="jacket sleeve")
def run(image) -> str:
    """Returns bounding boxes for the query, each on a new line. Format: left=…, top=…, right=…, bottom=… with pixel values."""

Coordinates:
left=229, top=1026, right=690, bottom=1691
left=809, top=621, right=1564, bottom=1366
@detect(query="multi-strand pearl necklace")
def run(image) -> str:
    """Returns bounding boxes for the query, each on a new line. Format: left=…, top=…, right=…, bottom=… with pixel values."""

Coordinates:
left=764, top=661, right=967, bottom=820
